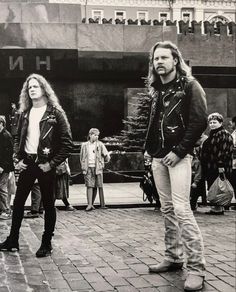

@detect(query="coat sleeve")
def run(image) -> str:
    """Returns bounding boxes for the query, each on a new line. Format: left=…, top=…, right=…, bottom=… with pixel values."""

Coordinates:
left=49, top=110, right=73, bottom=168
left=172, top=80, right=208, bottom=158
left=101, top=143, right=110, bottom=163
left=13, top=112, right=23, bottom=161
left=217, top=132, right=234, bottom=169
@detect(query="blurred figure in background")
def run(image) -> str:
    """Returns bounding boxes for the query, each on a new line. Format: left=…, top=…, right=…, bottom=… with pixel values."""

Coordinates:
left=24, top=181, right=44, bottom=218
left=231, top=116, right=236, bottom=199
left=190, top=135, right=208, bottom=211
left=54, top=159, right=75, bottom=211
left=0, top=116, right=14, bottom=220
left=202, top=113, right=233, bottom=215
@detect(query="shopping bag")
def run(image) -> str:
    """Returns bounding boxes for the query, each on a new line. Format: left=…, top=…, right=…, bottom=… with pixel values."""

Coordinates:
left=207, top=174, right=234, bottom=207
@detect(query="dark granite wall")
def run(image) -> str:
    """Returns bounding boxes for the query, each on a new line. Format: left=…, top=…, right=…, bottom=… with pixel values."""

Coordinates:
left=55, top=81, right=125, bottom=140
left=0, top=17, right=235, bottom=140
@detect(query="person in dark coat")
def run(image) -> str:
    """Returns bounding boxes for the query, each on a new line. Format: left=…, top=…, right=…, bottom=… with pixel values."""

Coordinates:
left=231, top=116, right=236, bottom=199
left=0, top=116, right=14, bottom=220
left=202, top=112, right=234, bottom=215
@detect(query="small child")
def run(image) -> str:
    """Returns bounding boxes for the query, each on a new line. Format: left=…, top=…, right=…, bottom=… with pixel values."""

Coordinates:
left=190, top=146, right=207, bottom=211
left=80, top=128, right=110, bottom=211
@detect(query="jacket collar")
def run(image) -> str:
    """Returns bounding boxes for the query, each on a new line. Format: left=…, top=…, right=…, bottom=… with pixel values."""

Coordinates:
left=151, top=73, right=186, bottom=90
left=23, top=103, right=53, bottom=120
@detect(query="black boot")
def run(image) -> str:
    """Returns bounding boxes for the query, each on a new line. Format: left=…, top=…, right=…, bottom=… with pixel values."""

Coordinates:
left=36, top=236, right=52, bottom=258
left=0, top=236, right=19, bottom=252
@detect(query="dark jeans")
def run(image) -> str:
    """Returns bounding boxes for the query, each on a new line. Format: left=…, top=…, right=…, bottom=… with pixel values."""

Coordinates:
left=9, top=160, right=56, bottom=243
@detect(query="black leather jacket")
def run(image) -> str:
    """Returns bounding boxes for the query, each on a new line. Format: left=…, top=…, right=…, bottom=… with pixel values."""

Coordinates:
left=15, top=104, right=73, bottom=168
left=145, top=75, right=207, bottom=158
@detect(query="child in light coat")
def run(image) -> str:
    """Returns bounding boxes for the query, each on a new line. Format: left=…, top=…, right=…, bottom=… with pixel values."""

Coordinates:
left=80, top=128, right=110, bottom=211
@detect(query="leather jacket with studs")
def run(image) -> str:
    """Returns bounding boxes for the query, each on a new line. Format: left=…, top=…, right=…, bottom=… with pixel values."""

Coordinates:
left=14, top=104, right=73, bottom=168
left=145, top=75, right=208, bottom=158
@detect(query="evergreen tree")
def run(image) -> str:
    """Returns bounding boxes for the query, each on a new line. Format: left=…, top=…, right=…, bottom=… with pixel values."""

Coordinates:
left=116, top=91, right=151, bottom=152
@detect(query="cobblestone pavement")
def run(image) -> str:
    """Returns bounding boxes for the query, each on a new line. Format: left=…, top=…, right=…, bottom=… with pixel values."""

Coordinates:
left=0, top=208, right=235, bottom=292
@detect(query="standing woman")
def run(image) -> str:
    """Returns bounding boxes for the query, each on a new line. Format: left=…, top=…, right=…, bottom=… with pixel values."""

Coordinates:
left=202, top=113, right=233, bottom=215
left=0, top=73, right=73, bottom=256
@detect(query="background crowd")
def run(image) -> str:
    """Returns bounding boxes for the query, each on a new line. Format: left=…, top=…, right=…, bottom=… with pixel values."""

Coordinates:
left=0, top=107, right=235, bottom=220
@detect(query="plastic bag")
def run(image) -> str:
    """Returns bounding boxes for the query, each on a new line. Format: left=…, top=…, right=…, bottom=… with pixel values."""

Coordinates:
left=207, top=174, right=234, bottom=206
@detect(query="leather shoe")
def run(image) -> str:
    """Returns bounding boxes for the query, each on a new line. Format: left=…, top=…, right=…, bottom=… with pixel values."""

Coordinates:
left=149, top=260, right=183, bottom=273
left=36, top=243, right=52, bottom=258
left=0, top=237, right=19, bottom=252
left=184, top=274, right=204, bottom=291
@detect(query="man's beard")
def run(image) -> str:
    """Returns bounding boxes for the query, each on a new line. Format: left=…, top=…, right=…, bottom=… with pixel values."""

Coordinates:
left=156, top=66, right=175, bottom=76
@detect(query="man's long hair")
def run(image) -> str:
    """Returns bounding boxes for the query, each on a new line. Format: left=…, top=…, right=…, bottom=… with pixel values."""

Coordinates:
left=19, top=73, right=63, bottom=112
left=147, top=41, right=192, bottom=90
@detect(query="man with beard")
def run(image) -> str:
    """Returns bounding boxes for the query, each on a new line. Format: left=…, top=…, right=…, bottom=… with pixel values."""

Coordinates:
left=145, top=41, right=207, bottom=291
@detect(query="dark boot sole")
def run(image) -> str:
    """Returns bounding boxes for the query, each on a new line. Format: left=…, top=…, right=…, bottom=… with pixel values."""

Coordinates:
left=36, top=249, right=52, bottom=258
left=0, top=247, right=19, bottom=252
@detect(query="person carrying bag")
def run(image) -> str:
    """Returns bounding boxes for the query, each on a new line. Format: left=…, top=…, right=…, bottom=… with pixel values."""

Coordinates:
left=208, top=173, right=234, bottom=207
left=202, top=113, right=234, bottom=215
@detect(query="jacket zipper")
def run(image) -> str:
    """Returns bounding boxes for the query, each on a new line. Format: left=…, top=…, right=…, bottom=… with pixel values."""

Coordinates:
left=180, top=114, right=185, bottom=129
left=161, top=114, right=165, bottom=148
left=166, top=99, right=182, bottom=117
left=40, top=116, right=50, bottom=123
left=42, top=126, right=53, bottom=139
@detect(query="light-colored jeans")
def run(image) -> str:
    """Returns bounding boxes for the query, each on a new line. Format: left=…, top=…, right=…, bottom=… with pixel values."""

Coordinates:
left=152, top=155, right=205, bottom=276
left=0, top=172, right=11, bottom=213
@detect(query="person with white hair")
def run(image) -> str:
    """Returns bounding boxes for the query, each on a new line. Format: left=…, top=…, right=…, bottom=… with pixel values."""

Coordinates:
left=202, top=112, right=234, bottom=215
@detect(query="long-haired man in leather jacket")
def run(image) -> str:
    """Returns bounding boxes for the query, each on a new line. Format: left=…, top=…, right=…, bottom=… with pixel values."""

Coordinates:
left=145, top=41, right=208, bottom=291
left=0, top=73, right=73, bottom=257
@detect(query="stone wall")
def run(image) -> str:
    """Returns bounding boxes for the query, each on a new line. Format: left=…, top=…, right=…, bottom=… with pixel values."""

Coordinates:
left=0, top=22, right=235, bottom=65
left=0, top=18, right=235, bottom=140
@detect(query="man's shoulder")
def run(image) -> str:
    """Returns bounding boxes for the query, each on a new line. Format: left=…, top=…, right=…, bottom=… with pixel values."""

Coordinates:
left=50, top=105, right=64, bottom=115
left=182, top=76, right=203, bottom=89
left=50, top=106, right=69, bottom=124
left=179, top=75, right=196, bottom=86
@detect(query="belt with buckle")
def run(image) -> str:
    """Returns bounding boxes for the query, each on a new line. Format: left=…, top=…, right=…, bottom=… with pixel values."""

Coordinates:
left=25, top=153, right=37, bottom=162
